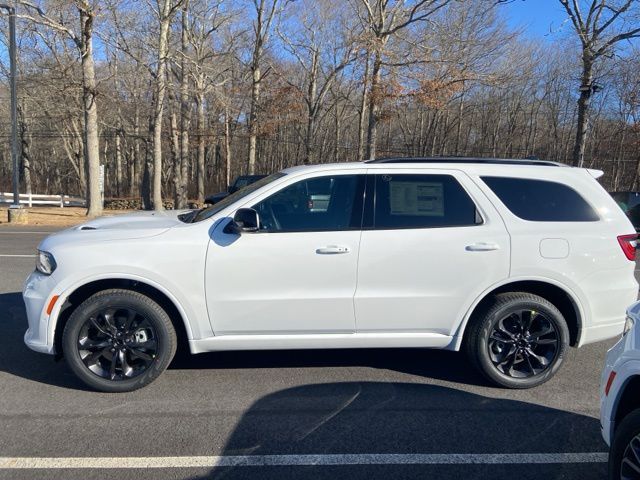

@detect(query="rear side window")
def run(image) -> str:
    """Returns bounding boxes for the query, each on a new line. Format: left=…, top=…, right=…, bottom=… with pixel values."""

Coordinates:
left=482, top=176, right=599, bottom=222
left=373, top=174, right=480, bottom=229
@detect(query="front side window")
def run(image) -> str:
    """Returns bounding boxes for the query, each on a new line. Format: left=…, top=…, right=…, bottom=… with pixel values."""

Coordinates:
left=253, top=175, right=365, bottom=232
left=482, top=176, right=599, bottom=222
left=373, top=174, right=480, bottom=229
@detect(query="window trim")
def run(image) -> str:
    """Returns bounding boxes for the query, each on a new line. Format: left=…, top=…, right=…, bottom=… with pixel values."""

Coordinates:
left=364, top=173, right=484, bottom=231
left=248, top=173, right=367, bottom=234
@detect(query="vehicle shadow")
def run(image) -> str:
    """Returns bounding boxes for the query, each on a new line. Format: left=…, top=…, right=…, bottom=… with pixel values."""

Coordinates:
left=187, top=381, right=606, bottom=480
left=0, top=289, right=486, bottom=390
left=0, top=292, right=87, bottom=390
left=170, top=346, right=491, bottom=388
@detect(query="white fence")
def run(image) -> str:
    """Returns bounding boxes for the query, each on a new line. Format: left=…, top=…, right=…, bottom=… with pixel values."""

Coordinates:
left=0, top=192, right=86, bottom=208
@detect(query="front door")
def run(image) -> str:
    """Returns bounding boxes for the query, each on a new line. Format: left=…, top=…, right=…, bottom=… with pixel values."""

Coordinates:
left=206, top=171, right=366, bottom=335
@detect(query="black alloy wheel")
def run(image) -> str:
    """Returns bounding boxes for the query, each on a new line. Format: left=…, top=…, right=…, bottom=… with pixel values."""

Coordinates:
left=488, top=309, right=560, bottom=378
left=77, top=306, right=159, bottom=381
left=620, top=434, right=640, bottom=480
left=609, top=409, right=640, bottom=480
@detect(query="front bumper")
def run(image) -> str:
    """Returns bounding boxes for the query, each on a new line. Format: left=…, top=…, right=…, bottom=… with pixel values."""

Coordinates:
left=22, top=270, right=57, bottom=354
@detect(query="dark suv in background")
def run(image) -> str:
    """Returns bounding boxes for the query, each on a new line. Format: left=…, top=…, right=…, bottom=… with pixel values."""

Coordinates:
left=205, top=175, right=267, bottom=205
left=610, top=192, right=640, bottom=231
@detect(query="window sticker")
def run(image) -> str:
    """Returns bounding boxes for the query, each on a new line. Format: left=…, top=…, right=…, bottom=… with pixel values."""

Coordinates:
left=389, top=181, right=444, bottom=216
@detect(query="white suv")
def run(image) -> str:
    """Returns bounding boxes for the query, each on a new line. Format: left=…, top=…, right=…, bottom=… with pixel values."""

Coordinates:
left=23, top=157, right=639, bottom=392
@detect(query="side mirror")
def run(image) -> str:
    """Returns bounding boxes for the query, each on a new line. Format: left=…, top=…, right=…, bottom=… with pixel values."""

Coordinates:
left=228, top=208, right=260, bottom=233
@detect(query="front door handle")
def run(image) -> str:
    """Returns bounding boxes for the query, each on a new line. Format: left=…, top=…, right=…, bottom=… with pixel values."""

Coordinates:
left=465, top=242, right=500, bottom=252
left=316, top=245, right=350, bottom=255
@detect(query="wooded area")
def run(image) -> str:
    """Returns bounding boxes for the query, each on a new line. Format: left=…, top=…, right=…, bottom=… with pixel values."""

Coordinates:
left=0, top=0, right=638, bottom=214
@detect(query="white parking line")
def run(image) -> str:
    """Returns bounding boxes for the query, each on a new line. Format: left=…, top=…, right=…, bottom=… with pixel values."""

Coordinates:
left=0, top=453, right=608, bottom=469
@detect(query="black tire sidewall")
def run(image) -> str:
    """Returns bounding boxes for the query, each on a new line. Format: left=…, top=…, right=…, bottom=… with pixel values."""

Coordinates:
left=62, top=290, right=176, bottom=392
left=474, top=295, right=569, bottom=389
left=608, top=409, right=640, bottom=480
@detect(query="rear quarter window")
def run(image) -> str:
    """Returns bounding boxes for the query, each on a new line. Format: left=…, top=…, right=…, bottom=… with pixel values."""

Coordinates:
left=482, top=176, right=599, bottom=222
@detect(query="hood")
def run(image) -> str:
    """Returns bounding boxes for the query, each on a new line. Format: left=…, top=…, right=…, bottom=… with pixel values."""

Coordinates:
left=40, top=210, right=191, bottom=251
left=74, top=210, right=188, bottom=233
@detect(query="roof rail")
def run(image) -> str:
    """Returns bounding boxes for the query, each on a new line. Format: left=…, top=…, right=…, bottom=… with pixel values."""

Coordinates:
left=364, top=157, right=566, bottom=167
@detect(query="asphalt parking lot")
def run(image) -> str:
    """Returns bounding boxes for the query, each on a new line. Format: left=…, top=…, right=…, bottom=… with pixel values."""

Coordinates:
left=0, top=225, right=637, bottom=479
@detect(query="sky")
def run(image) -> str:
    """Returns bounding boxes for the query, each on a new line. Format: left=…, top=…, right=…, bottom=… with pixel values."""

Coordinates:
left=504, top=0, right=572, bottom=39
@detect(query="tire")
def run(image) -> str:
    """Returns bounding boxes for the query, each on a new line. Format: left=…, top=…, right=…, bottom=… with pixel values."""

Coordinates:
left=608, top=408, right=640, bottom=480
left=62, top=289, right=177, bottom=393
left=465, top=292, right=569, bottom=389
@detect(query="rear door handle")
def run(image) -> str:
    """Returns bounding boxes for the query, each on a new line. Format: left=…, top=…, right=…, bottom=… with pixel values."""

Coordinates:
left=316, top=245, right=350, bottom=255
left=465, top=242, right=500, bottom=252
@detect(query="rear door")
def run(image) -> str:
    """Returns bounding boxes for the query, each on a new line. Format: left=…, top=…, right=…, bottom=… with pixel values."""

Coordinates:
left=354, top=168, right=510, bottom=336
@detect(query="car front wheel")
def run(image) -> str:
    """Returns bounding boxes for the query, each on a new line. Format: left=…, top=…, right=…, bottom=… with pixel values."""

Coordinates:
left=62, top=289, right=177, bottom=392
left=465, top=292, right=569, bottom=389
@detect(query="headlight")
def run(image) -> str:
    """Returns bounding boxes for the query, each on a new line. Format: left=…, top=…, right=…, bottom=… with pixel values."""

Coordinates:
left=623, top=315, right=635, bottom=336
left=36, top=250, right=57, bottom=275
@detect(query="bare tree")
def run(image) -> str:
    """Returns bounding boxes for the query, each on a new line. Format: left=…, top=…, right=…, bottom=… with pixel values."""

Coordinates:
left=173, top=0, right=191, bottom=210
left=355, top=0, right=452, bottom=159
left=277, top=0, right=359, bottom=163
left=18, top=0, right=103, bottom=215
left=184, top=0, right=234, bottom=202
left=559, top=0, right=640, bottom=167
left=150, top=0, right=184, bottom=210
left=247, top=0, right=287, bottom=174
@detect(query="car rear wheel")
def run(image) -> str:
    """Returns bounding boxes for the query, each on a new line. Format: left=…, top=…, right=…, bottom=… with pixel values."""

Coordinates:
left=609, top=408, right=640, bottom=480
left=465, top=292, right=569, bottom=389
left=62, top=289, right=177, bottom=392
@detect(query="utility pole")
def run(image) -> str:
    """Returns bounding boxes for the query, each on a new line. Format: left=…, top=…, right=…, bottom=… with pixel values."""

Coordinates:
left=0, top=4, right=24, bottom=222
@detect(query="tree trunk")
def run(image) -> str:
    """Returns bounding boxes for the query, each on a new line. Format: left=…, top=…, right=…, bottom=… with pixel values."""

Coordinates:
left=572, top=56, right=594, bottom=167
left=115, top=130, right=122, bottom=197
left=365, top=51, right=382, bottom=160
left=454, top=89, right=465, bottom=155
left=357, top=52, right=370, bottom=162
left=175, top=2, right=190, bottom=209
left=80, top=9, right=102, bottom=216
left=304, top=50, right=318, bottom=164
left=170, top=103, right=180, bottom=205
left=334, top=97, right=340, bottom=163
left=196, top=90, right=206, bottom=203
left=224, top=103, right=232, bottom=188
left=131, top=102, right=140, bottom=197
left=248, top=62, right=260, bottom=174
left=18, top=103, right=32, bottom=196
left=151, top=4, right=173, bottom=211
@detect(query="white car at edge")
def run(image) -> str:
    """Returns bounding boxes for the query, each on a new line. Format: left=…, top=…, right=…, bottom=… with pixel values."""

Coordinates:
left=22, top=157, right=638, bottom=392
left=601, top=301, right=640, bottom=480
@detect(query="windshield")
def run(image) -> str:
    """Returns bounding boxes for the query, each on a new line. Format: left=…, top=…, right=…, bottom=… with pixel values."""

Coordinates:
left=191, top=173, right=286, bottom=223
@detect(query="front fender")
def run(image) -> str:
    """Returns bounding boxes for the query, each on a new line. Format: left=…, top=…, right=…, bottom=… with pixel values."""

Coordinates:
left=44, top=270, right=205, bottom=352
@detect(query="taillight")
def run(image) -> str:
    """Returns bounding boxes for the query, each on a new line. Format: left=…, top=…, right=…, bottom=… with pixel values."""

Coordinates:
left=618, top=234, right=638, bottom=261
left=605, top=371, right=617, bottom=396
